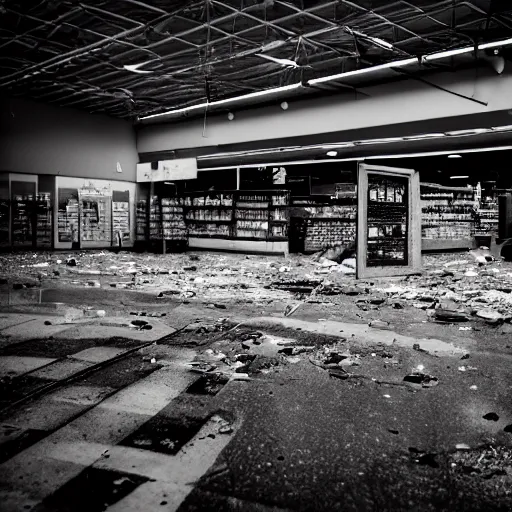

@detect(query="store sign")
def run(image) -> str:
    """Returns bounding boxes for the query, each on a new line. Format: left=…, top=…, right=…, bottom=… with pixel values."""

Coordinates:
left=137, top=159, right=198, bottom=182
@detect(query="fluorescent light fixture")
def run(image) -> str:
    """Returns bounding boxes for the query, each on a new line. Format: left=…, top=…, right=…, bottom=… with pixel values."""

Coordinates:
left=310, top=36, right=512, bottom=86
left=326, top=151, right=338, bottom=157
left=447, top=128, right=490, bottom=136
left=308, top=58, right=418, bottom=85
left=403, top=133, right=445, bottom=140
left=450, top=176, right=469, bottom=179
left=448, top=154, right=462, bottom=158
left=491, top=125, right=512, bottom=132
left=139, top=83, right=302, bottom=120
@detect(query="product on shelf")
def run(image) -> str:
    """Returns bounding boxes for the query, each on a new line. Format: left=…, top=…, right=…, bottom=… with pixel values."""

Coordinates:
left=420, top=183, right=477, bottom=242
left=160, top=197, right=187, bottom=241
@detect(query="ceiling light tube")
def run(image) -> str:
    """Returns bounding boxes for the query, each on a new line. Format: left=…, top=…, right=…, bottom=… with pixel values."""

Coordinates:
left=309, top=36, right=512, bottom=86
left=139, top=83, right=302, bottom=120
left=308, top=58, right=418, bottom=85
left=450, top=176, right=469, bottom=179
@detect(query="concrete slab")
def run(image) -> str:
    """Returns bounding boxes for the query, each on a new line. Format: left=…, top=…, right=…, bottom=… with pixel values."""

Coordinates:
left=0, top=351, right=197, bottom=510
left=52, top=318, right=176, bottom=342
left=0, top=317, right=74, bottom=340
left=2, top=400, right=89, bottom=432
left=69, top=347, right=126, bottom=363
left=0, top=356, right=56, bottom=377
left=50, top=385, right=115, bottom=406
left=30, top=359, right=94, bottom=381
left=98, top=416, right=239, bottom=512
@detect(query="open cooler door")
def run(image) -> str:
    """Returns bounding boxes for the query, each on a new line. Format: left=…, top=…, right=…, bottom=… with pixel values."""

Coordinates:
left=357, top=163, right=421, bottom=279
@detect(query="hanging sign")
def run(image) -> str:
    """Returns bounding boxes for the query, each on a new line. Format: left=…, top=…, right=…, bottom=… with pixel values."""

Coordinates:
left=137, top=159, right=198, bottom=182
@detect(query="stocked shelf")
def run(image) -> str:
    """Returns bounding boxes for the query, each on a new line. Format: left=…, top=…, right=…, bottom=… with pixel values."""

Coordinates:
left=420, top=183, right=477, bottom=243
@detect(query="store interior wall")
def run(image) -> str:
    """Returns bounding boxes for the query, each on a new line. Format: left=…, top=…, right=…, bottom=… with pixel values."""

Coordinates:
left=0, top=96, right=138, bottom=182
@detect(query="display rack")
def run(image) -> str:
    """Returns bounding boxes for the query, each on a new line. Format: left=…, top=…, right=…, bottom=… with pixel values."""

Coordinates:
left=35, top=193, right=52, bottom=247
left=0, top=200, right=9, bottom=247
left=184, top=191, right=233, bottom=239
left=58, top=198, right=79, bottom=243
left=290, top=196, right=357, bottom=253
left=112, top=201, right=130, bottom=245
left=136, top=199, right=148, bottom=242
left=149, top=195, right=162, bottom=240
left=79, top=194, right=112, bottom=245
left=11, top=195, right=33, bottom=246
left=420, top=183, right=476, bottom=251
left=476, top=190, right=499, bottom=234
left=161, top=197, right=188, bottom=241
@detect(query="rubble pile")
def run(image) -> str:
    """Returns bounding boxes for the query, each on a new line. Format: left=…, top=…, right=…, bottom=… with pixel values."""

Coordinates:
left=375, top=250, right=512, bottom=324
left=449, top=444, right=512, bottom=484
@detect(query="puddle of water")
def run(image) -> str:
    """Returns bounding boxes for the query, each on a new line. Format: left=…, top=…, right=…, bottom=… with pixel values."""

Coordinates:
left=185, top=374, right=229, bottom=396
left=121, top=415, right=207, bottom=456
left=39, top=467, right=149, bottom=512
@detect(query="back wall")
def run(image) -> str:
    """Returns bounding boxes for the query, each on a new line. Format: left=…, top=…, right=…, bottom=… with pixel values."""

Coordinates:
left=0, top=97, right=138, bottom=182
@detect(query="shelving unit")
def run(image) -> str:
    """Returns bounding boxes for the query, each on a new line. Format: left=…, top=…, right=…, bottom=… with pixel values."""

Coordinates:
left=290, top=196, right=357, bottom=253
left=57, top=198, right=79, bottom=243
left=35, top=193, right=52, bottom=248
left=420, top=183, right=476, bottom=251
left=0, top=200, right=9, bottom=247
left=11, top=195, right=33, bottom=247
left=79, top=195, right=112, bottom=245
left=112, top=201, right=130, bottom=245
left=136, top=199, right=148, bottom=242
left=185, top=191, right=234, bottom=239
left=161, top=197, right=188, bottom=241
left=149, top=195, right=162, bottom=240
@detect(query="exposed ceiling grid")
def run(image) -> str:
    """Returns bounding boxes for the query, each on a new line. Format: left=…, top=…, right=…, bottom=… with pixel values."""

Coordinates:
left=0, top=0, right=511, bottom=120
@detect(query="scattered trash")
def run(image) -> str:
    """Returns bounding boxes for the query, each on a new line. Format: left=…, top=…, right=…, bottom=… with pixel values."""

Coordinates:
left=470, top=385, right=478, bottom=390
left=456, top=443, right=471, bottom=450
left=150, top=358, right=157, bottom=364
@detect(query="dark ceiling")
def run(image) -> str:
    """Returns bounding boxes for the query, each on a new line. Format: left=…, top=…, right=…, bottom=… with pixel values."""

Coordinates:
left=1, top=0, right=512, bottom=120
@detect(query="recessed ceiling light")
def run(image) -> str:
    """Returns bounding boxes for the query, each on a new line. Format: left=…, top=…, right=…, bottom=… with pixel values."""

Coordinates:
left=326, top=151, right=338, bottom=157
left=448, top=154, right=462, bottom=158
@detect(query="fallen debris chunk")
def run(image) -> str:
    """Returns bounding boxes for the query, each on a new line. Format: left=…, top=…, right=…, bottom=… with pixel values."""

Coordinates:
left=403, top=372, right=439, bottom=388
left=434, top=309, right=469, bottom=322
left=475, top=309, right=504, bottom=323
left=369, top=320, right=392, bottom=330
